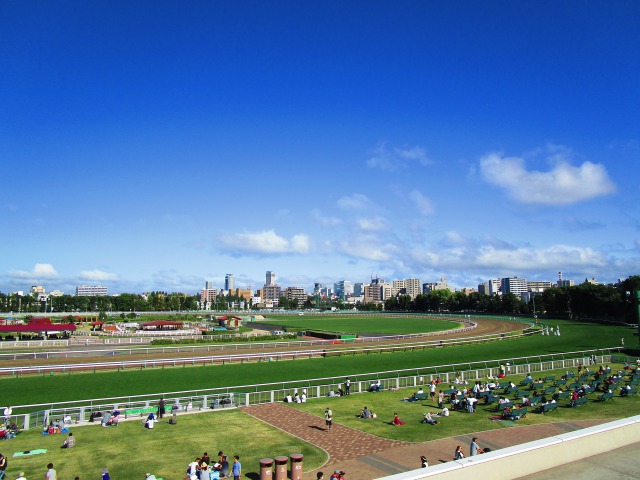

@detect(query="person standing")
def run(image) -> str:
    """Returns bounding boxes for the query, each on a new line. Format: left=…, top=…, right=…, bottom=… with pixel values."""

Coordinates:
left=232, top=455, right=241, bottom=480
left=101, top=467, right=110, bottom=480
left=2, top=406, right=11, bottom=424
left=344, top=377, right=351, bottom=395
left=0, top=453, right=6, bottom=478
left=470, top=437, right=484, bottom=456
left=46, top=463, right=57, bottom=480
left=324, top=407, right=333, bottom=432
left=158, top=398, right=166, bottom=419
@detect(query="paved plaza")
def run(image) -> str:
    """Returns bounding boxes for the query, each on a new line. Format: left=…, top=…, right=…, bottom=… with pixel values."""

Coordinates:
left=242, top=403, right=619, bottom=480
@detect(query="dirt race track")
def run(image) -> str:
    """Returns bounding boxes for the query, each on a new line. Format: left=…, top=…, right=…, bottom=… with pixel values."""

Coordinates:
left=0, top=317, right=529, bottom=371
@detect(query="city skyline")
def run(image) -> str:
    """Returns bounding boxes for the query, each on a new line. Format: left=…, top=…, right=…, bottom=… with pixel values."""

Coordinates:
left=1, top=2, right=639, bottom=295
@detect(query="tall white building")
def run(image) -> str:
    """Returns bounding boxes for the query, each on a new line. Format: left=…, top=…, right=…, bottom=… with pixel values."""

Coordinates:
left=501, top=277, right=528, bottom=296
left=266, top=271, right=276, bottom=286
left=76, top=285, right=108, bottom=296
left=225, top=274, right=235, bottom=291
left=334, top=280, right=354, bottom=297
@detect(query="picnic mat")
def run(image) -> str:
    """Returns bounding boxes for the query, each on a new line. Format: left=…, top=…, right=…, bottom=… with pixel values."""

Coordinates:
left=13, top=449, right=47, bottom=457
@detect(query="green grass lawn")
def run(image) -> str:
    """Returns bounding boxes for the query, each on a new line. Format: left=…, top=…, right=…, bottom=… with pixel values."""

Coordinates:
left=2, top=319, right=632, bottom=408
left=256, top=315, right=463, bottom=334
left=1, top=410, right=327, bottom=480
left=290, top=363, right=640, bottom=442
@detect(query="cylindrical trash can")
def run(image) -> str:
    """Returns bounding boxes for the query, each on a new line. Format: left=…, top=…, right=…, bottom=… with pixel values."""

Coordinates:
left=260, top=458, right=274, bottom=480
left=274, top=456, right=288, bottom=480
left=290, top=454, right=303, bottom=480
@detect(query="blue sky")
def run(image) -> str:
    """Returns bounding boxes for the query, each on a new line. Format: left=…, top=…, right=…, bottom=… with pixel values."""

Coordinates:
left=1, top=1, right=639, bottom=295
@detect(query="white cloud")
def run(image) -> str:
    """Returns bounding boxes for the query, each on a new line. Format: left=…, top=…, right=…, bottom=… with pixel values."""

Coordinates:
left=409, top=189, right=434, bottom=216
left=356, top=216, right=388, bottom=231
left=337, top=193, right=369, bottom=210
left=9, top=263, right=59, bottom=279
left=219, top=230, right=310, bottom=255
left=479, top=152, right=617, bottom=205
left=410, top=238, right=608, bottom=274
left=336, top=234, right=398, bottom=262
left=79, top=270, right=118, bottom=281
left=311, top=209, right=342, bottom=227
left=367, top=143, right=432, bottom=171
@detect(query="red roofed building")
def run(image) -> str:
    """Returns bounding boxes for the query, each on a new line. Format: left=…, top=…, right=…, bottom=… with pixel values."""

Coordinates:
left=0, top=317, right=76, bottom=334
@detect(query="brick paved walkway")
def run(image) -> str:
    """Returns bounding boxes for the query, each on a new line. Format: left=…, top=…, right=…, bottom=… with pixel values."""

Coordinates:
left=242, top=403, right=409, bottom=464
left=242, top=403, right=609, bottom=480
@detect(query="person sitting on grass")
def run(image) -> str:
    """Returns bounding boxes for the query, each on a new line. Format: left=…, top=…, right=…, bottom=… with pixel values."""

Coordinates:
left=421, top=412, right=439, bottom=425
left=101, top=411, right=112, bottom=428
left=392, top=413, right=405, bottom=426
left=61, top=432, right=75, bottom=448
left=358, top=406, right=372, bottom=418
left=144, top=412, right=155, bottom=429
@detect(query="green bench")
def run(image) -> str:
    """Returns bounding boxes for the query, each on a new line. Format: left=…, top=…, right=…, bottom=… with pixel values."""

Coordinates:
left=556, top=391, right=570, bottom=401
left=544, top=386, right=556, bottom=395
left=538, top=402, right=558, bottom=414
left=543, top=376, right=556, bottom=383
left=507, top=407, right=527, bottom=420
left=571, top=397, right=588, bottom=407
left=412, top=393, right=430, bottom=401
left=597, top=392, right=614, bottom=402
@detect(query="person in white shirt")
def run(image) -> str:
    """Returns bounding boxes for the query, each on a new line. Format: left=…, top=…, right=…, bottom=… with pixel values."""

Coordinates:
left=3, top=406, right=12, bottom=424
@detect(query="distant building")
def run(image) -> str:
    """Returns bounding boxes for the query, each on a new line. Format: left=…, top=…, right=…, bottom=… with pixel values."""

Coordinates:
left=263, top=284, right=281, bottom=301
left=353, top=283, right=365, bottom=297
left=500, top=277, right=528, bottom=296
left=31, top=285, right=46, bottom=295
left=334, top=280, right=354, bottom=298
left=477, top=282, right=490, bottom=295
left=459, top=287, right=475, bottom=295
left=76, top=285, right=108, bottom=296
left=266, top=271, right=276, bottom=286
left=528, top=281, right=552, bottom=293
left=285, top=287, right=307, bottom=307
left=583, top=277, right=600, bottom=285
left=225, top=274, right=235, bottom=291
left=201, top=285, right=218, bottom=303
left=234, top=288, right=252, bottom=302
left=488, top=279, right=501, bottom=295
left=49, top=290, right=65, bottom=297
left=423, top=276, right=455, bottom=294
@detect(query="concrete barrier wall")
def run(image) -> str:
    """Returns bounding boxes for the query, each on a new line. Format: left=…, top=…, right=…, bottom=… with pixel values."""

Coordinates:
left=380, top=415, right=640, bottom=480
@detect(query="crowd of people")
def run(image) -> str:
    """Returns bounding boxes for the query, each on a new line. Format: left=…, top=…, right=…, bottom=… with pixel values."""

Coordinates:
left=185, top=451, right=238, bottom=480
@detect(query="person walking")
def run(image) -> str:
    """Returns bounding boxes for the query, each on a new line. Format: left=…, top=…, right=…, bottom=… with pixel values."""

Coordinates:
left=344, top=377, right=351, bottom=395
left=470, top=437, right=485, bottom=456
left=324, top=407, right=333, bottom=432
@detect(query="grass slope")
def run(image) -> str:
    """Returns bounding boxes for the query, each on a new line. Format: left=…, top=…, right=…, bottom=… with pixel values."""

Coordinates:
left=1, top=410, right=327, bottom=480
left=290, top=363, right=640, bottom=442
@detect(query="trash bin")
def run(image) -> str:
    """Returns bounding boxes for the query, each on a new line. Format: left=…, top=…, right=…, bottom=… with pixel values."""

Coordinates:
left=289, top=454, right=303, bottom=480
left=260, top=458, right=274, bottom=480
left=274, top=456, right=288, bottom=480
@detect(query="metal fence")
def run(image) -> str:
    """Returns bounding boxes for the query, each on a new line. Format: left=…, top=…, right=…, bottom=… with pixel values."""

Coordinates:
left=6, top=348, right=621, bottom=432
